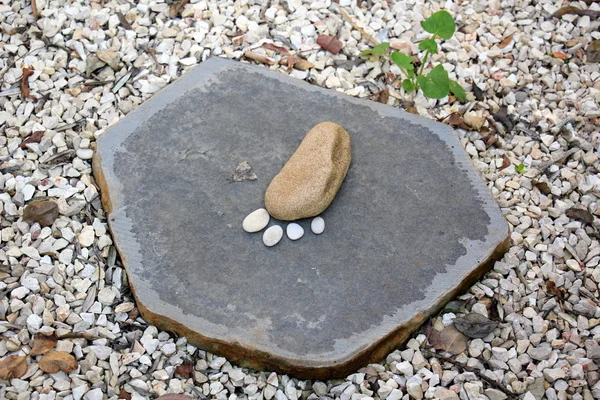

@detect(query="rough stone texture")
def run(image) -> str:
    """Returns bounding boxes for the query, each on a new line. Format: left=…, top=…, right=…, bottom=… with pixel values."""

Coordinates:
left=265, top=122, right=351, bottom=220
left=93, top=58, right=509, bottom=378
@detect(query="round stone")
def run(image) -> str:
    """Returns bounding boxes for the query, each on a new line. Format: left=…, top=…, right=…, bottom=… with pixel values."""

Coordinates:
left=263, top=225, right=283, bottom=247
left=311, top=216, right=325, bottom=234
left=242, top=208, right=270, bottom=233
left=76, top=148, right=94, bottom=160
left=286, top=223, right=304, bottom=240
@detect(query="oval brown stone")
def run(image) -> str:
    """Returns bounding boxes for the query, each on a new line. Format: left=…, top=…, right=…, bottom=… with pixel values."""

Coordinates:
left=265, top=122, right=351, bottom=221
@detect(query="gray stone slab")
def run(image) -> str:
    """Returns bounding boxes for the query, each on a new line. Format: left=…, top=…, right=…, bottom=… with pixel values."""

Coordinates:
left=93, top=57, right=509, bottom=378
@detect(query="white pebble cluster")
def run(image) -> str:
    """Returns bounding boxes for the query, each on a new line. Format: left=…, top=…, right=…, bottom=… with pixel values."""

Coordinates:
left=242, top=208, right=325, bottom=247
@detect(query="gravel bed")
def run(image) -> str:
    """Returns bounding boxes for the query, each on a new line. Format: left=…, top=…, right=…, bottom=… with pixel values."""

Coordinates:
left=1, top=0, right=600, bottom=399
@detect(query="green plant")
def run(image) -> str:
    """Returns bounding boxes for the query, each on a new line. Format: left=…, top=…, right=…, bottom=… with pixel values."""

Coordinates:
left=515, top=163, right=526, bottom=174
left=361, top=10, right=466, bottom=101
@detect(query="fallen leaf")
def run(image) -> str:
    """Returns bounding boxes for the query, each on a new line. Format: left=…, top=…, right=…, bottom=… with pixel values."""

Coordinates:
left=116, top=12, right=132, bottom=30
left=262, top=43, right=291, bottom=55
left=23, top=200, right=59, bottom=227
left=472, top=84, right=484, bottom=101
left=0, top=355, right=28, bottom=380
left=445, top=113, right=464, bottom=127
left=39, top=351, right=77, bottom=374
left=19, top=130, right=45, bottom=149
left=376, top=87, right=389, bottom=104
left=484, top=134, right=498, bottom=148
left=30, top=333, right=58, bottom=355
left=498, top=33, right=514, bottom=49
left=169, top=0, right=190, bottom=18
left=118, top=389, right=132, bottom=400
left=587, top=40, right=600, bottom=63
left=566, top=207, right=594, bottom=225
left=546, top=281, right=565, bottom=302
left=453, top=313, right=498, bottom=338
left=317, top=35, right=343, bottom=54
left=285, top=57, right=314, bottom=71
left=155, top=396, right=194, bottom=400
left=493, top=106, right=514, bottom=131
left=228, top=161, right=257, bottom=183
left=533, top=180, right=551, bottom=195
left=243, top=50, right=275, bottom=65
left=553, top=6, right=600, bottom=18
left=424, top=323, right=468, bottom=354
left=21, top=67, right=36, bottom=101
left=552, top=51, right=569, bottom=60
left=500, top=154, right=511, bottom=170
left=488, top=297, right=501, bottom=321
left=175, top=362, right=193, bottom=378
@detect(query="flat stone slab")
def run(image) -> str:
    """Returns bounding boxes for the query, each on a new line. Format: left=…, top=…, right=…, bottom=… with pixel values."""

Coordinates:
left=93, top=58, right=509, bottom=378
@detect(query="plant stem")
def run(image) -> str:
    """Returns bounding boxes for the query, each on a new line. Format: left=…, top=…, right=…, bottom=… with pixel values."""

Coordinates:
left=418, top=34, right=437, bottom=77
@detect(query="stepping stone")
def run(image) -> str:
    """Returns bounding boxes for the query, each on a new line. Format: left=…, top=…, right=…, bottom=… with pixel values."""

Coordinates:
left=94, top=58, right=509, bottom=378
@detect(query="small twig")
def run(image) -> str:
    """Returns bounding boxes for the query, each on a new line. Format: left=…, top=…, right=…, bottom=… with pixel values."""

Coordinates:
left=538, top=147, right=579, bottom=176
left=421, top=349, right=519, bottom=400
left=31, top=0, right=39, bottom=17
left=339, top=7, right=380, bottom=45
left=116, top=11, right=132, bottom=30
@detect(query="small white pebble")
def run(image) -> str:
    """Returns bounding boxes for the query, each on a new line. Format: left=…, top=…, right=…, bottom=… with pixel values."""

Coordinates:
left=243, top=208, right=270, bottom=232
left=311, top=217, right=325, bottom=234
left=286, top=223, right=304, bottom=240
left=263, top=225, right=283, bottom=247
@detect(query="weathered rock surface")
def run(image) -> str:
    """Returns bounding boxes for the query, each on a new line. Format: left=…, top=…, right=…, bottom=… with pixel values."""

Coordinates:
left=93, top=58, right=509, bottom=378
left=265, top=122, right=351, bottom=221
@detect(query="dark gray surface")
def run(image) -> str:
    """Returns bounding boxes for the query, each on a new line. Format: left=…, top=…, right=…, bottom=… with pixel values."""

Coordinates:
left=96, top=58, right=508, bottom=368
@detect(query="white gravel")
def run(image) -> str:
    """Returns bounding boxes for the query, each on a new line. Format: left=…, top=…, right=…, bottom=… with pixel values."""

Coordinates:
left=1, top=0, right=600, bottom=399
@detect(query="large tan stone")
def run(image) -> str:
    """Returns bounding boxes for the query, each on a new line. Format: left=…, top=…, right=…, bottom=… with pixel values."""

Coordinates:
left=264, top=122, right=351, bottom=221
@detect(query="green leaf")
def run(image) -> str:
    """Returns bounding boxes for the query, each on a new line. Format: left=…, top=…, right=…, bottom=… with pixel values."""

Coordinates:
left=407, top=68, right=415, bottom=78
left=402, top=79, right=415, bottom=92
left=449, top=80, right=466, bottom=101
left=515, top=163, right=526, bottom=174
left=417, top=64, right=449, bottom=99
left=390, top=51, right=414, bottom=70
left=418, top=38, right=438, bottom=54
left=361, top=42, right=390, bottom=57
left=421, top=10, right=456, bottom=40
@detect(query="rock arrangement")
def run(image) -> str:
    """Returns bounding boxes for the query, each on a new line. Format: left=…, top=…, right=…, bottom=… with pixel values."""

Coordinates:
left=243, top=122, right=347, bottom=246
left=265, top=122, right=351, bottom=221
left=243, top=207, right=325, bottom=246
left=1, top=0, right=599, bottom=398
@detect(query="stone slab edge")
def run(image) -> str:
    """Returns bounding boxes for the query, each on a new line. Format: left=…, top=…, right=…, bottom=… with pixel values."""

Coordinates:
left=92, top=57, right=510, bottom=379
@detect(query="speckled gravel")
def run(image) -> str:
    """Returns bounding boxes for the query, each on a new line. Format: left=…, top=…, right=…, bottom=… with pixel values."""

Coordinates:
left=1, top=0, right=600, bottom=399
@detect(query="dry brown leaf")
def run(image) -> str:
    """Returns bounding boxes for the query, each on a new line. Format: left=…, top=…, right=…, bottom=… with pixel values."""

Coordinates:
left=376, top=88, right=389, bottom=104
left=453, top=313, right=498, bottom=338
left=119, top=388, right=132, bottom=400
left=317, top=35, right=343, bottom=54
left=424, top=323, right=468, bottom=355
left=587, top=40, right=600, bottom=63
left=155, top=395, right=195, bottom=400
left=19, top=130, right=45, bottom=149
left=175, top=362, right=193, bottom=378
left=262, top=43, right=291, bottom=55
left=292, top=58, right=314, bottom=71
left=0, top=355, right=28, bottom=380
left=169, top=0, right=190, bottom=18
left=498, top=33, right=513, bottom=49
left=500, top=154, right=511, bottom=170
left=39, top=351, right=77, bottom=374
left=21, top=67, right=36, bottom=101
left=243, top=50, right=275, bottom=65
left=546, top=281, right=565, bottom=302
left=30, top=333, right=58, bottom=356
left=565, top=207, right=594, bottom=225
left=553, top=6, right=600, bottom=18
left=116, top=12, right=132, bottom=30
